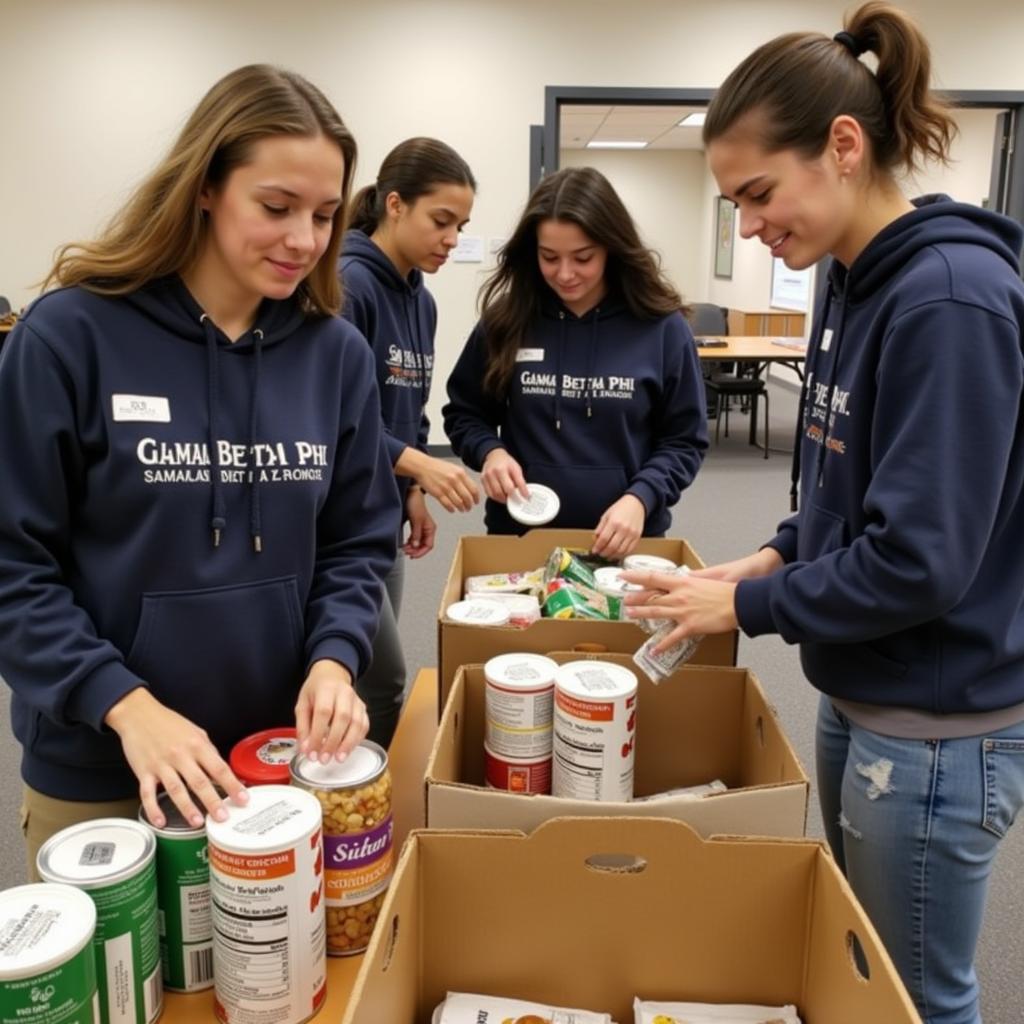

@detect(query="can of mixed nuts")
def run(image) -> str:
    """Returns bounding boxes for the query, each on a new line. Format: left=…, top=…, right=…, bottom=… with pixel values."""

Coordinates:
left=205, top=785, right=326, bottom=1024
left=36, top=819, right=161, bottom=1024
left=289, top=743, right=393, bottom=956
left=0, top=882, right=99, bottom=1024
left=139, top=793, right=212, bottom=993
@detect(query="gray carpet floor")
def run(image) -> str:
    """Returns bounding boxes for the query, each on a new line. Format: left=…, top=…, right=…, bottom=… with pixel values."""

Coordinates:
left=0, top=378, right=1020, bottom=1019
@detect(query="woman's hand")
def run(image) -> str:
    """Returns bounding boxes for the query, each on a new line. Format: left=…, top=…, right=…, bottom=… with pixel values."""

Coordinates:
left=394, top=448, right=479, bottom=512
left=105, top=687, right=248, bottom=830
left=481, top=448, right=529, bottom=504
left=592, top=495, right=646, bottom=559
left=620, top=569, right=739, bottom=653
left=403, top=487, right=436, bottom=559
left=295, top=659, right=368, bottom=764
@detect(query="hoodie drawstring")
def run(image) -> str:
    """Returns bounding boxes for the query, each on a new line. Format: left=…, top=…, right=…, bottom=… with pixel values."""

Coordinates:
left=554, top=312, right=566, bottom=430
left=201, top=314, right=227, bottom=547
left=249, top=328, right=264, bottom=553
left=814, top=286, right=848, bottom=495
left=585, top=309, right=599, bottom=419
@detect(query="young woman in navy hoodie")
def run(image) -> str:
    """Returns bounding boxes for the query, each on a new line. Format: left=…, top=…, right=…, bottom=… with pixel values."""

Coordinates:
left=624, top=5, right=1024, bottom=1021
left=340, top=138, right=479, bottom=747
left=443, top=166, right=708, bottom=559
left=0, top=65, right=401, bottom=875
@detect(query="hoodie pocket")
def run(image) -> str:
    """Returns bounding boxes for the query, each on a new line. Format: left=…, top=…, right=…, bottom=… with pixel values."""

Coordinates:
left=125, top=576, right=305, bottom=753
left=798, top=502, right=847, bottom=560
left=524, top=461, right=628, bottom=530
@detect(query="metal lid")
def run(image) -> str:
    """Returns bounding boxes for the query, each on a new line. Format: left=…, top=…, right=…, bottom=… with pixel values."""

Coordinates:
left=138, top=791, right=206, bottom=837
left=507, top=483, right=560, bottom=526
left=204, top=784, right=321, bottom=855
left=555, top=660, right=638, bottom=700
left=484, top=653, right=559, bottom=689
left=36, top=818, right=155, bottom=890
left=0, top=883, right=96, bottom=979
left=621, top=553, right=677, bottom=572
left=290, top=741, right=388, bottom=790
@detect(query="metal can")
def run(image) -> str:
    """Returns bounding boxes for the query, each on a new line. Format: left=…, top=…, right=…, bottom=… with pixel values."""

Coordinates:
left=289, top=743, right=393, bottom=956
left=0, top=882, right=99, bottom=1024
left=484, top=653, right=556, bottom=759
left=205, top=785, right=326, bottom=1024
left=483, top=743, right=552, bottom=795
left=139, top=793, right=212, bottom=993
left=37, top=819, right=161, bottom=1024
left=229, top=728, right=298, bottom=787
left=552, top=660, right=638, bottom=802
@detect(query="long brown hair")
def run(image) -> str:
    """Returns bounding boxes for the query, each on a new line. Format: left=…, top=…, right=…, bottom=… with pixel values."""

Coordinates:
left=348, top=137, right=475, bottom=234
left=703, top=1, right=956, bottom=175
left=480, top=166, right=685, bottom=396
left=44, top=64, right=357, bottom=317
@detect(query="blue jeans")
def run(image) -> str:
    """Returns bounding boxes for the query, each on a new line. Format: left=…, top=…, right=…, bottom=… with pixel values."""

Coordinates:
left=816, top=696, right=1024, bottom=1024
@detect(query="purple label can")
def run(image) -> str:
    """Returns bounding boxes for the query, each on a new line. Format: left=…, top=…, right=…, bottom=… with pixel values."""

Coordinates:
left=289, top=743, right=393, bottom=955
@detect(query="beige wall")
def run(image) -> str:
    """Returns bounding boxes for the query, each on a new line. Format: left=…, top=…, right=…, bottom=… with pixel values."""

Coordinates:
left=4, top=0, right=1022, bottom=439
left=559, top=147, right=707, bottom=301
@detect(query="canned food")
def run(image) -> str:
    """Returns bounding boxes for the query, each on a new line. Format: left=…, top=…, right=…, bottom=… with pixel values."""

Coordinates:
left=290, top=744, right=393, bottom=957
left=229, top=728, right=298, bottom=786
left=483, top=744, right=552, bottom=795
left=139, top=793, right=212, bottom=992
left=621, top=553, right=677, bottom=573
left=592, top=566, right=642, bottom=621
left=484, top=653, right=556, bottom=759
left=205, top=785, right=326, bottom=1024
left=0, top=883, right=99, bottom=1024
left=552, top=660, right=638, bottom=802
left=445, top=599, right=511, bottom=627
left=37, top=819, right=161, bottom=1024
left=506, top=482, right=560, bottom=526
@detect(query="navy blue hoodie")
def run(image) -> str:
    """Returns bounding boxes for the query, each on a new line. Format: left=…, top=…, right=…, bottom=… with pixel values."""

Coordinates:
left=443, top=299, right=708, bottom=535
left=736, top=197, right=1024, bottom=714
left=340, top=230, right=434, bottom=502
left=0, top=277, right=401, bottom=800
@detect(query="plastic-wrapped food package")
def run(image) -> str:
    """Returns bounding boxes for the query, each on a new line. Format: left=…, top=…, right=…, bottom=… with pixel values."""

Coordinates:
left=434, top=992, right=615, bottom=1023
left=633, top=998, right=802, bottom=1023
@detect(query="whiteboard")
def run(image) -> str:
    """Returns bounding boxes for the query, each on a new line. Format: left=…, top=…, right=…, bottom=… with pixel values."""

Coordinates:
left=770, top=258, right=813, bottom=312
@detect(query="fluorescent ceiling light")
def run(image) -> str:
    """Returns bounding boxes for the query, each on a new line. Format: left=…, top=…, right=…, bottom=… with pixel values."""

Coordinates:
left=586, top=140, right=648, bottom=149
left=678, top=112, right=706, bottom=127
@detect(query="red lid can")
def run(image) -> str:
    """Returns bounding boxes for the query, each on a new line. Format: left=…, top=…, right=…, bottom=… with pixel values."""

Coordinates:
left=229, top=727, right=298, bottom=786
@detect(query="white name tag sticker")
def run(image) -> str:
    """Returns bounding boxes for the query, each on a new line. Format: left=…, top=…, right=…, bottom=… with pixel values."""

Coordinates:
left=516, top=348, right=544, bottom=362
left=112, top=394, right=171, bottom=423
left=820, top=328, right=834, bottom=352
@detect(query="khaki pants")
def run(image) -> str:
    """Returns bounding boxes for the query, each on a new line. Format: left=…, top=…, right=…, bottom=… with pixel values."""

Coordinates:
left=21, top=784, right=141, bottom=882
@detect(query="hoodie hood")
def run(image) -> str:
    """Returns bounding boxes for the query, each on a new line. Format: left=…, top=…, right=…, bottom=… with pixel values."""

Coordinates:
left=340, top=229, right=426, bottom=298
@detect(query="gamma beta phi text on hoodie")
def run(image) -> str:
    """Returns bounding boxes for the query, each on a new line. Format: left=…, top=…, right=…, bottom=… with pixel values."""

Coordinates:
left=0, top=276, right=401, bottom=800
left=735, top=196, right=1024, bottom=715
left=443, top=296, right=709, bottom=535
left=340, top=229, right=435, bottom=506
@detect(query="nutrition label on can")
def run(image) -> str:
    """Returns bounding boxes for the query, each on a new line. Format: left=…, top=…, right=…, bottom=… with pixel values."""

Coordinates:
left=231, top=801, right=304, bottom=839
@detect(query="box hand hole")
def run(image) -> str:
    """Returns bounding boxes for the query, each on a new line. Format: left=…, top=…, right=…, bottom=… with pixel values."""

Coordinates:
left=382, top=914, right=400, bottom=972
left=846, top=929, right=871, bottom=981
left=584, top=852, right=648, bottom=874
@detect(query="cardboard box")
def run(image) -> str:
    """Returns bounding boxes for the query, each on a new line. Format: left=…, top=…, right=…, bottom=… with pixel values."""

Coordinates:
left=343, top=817, right=920, bottom=1024
left=426, top=653, right=808, bottom=838
left=438, top=530, right=738, bottom=708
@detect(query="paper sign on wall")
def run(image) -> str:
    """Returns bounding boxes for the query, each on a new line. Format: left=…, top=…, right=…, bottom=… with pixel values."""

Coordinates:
left=452, top=235, right=485, bottom=262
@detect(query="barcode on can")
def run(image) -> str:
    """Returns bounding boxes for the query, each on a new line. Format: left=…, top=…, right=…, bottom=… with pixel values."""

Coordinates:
left=143, top=963, right=163, bottom=1023
left=186, top=944, right=214, bottom=987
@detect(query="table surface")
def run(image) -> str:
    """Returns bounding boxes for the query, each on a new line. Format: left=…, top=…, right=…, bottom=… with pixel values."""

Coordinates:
left=158, top=668, right=439, bottom=1022
left=696, top=335, right=807, bottom=361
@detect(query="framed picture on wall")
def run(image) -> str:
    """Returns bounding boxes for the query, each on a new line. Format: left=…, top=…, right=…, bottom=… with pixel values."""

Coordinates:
left=714, top=195, right=735, bottom=279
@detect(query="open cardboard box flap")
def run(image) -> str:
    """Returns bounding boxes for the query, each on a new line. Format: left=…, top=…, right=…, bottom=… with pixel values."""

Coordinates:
left=437, top=530, right=738, bottom=708
left=426, top=653, right=808, bottom=839
left=343, top=817, right=920, bottom=1024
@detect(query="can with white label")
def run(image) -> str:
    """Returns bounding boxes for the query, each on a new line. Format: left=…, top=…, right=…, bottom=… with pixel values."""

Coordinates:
left=37, top=819, right=161, bottom=1024
left=139, top=793, right=212, bottom=993
left=483, top=744, right=552, bottom=794
left=205, top=785, right=326, bottom=1024
left=0, top=882, right=99, bottom=1024
left=289, top=745, right=393, bottom=956
left=484, top=653, right=557, bottom=759
left=552, top=660, right=638, bottom=802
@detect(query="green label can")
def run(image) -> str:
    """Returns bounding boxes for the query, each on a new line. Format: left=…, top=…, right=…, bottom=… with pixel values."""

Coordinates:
left=0, top=882, right=99, bottom=1024
left=140, top=795, right=212, bottom=993
left=37, top=819, right=162, bottom=1024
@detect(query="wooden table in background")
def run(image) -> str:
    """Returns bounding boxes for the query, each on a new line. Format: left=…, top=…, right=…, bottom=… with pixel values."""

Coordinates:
left=158, top=668, right=439, bottom=1022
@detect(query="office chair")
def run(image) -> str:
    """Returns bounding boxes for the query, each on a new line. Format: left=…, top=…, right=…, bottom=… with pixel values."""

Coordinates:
left=687, top=303, right=729, bottom=337
left=0, top=296, right=11, bottom=316
left=705, top=372, right=769, bottom=458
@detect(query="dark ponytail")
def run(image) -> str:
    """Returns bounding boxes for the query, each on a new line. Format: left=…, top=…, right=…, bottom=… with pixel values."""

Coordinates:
left=703, top=1, right=957, bottom=175
left=347, top=137, right=476, bottom=234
